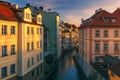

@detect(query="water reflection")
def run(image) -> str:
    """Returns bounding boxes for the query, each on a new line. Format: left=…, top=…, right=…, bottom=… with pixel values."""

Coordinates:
left=50, top=50, right=82, bottom=80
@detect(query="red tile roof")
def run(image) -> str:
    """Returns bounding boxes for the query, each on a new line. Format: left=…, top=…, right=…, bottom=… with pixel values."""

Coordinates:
left=0, top=1, right=18, bottom=21
left=81, top=8, right=120, bottom=27
left=113, top=8, right=120, bottom=16
left=0, top=1, right=43, bottom=26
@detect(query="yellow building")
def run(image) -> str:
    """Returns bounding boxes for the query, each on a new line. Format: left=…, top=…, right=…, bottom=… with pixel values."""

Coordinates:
left=0, top=1, right=44, bottom=80
left=108, top=62, right=120, bottom=80
left=0, top=1, right=18, bottom=80
left=17, top=7, right=44, bottom=80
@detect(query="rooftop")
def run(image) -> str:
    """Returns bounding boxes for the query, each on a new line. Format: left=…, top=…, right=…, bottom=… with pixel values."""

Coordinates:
left=109, top=62, right=120, bottom=77
left=80, top=8, right=120, bottom=27
left=0, top=1, right=18, bottom=21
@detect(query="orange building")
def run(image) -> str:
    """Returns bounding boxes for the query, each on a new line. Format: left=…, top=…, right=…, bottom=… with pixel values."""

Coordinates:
left=79, top=8, right=120, bottom=63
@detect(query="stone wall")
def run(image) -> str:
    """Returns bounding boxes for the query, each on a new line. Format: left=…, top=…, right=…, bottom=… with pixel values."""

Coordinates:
left=74, top=54, right=105, bottom=80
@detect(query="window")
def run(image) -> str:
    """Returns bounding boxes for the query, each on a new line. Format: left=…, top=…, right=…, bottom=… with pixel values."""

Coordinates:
left=38, top=17, right=41, bottom=22
left=27, top=59, right=30, bottom=67
left=115, top=56, right=119, bottom=59
left=41, top=64, right=43, bottom=73
left=40, top=40, right=42, bottom=48
left=10, top=64, right=15, bottom=74
left=26, top=13, right=30, bottom=19
left=27, top=43, right=30, bottom=51
left=32, top=71, right=34, bottom=76
left=95, top=56, right=99, bottom=62
left=114, top=43, right=119, bottom=51
left=11, top=45, right=15, bottom=55
left=95, top=43, right=100, bottom=51
left=11, top=26, right=15, bottom=34
left=114, top=30, right=119, bottom=37
left=37, top=68, right=39, bottom=76
left=27, top=27, right=30, bottom=34
left=111, top=19, right=116, bottom=22
left=85, top=29, right=87, bottom=37
left=40, top=53, right=42, bottom=60
left=102, top=17, right=116, bottom=22
left=37, top=41, right=40, bottom=48
left=40, top=28, right=42, bottom=34
left=104, top=30, right=108, bottom=37
left=26, top=13, right=28, bottom=19
left=2, top=66, right=7, bottom=78
left=37, top=28, right=39, bottom=34
left=31, top=42, right=34, bottom=50
left=37, top=54, right=40, bottom=61
left=31, top=27, right=34, bottom=35
left=31, top=57, right=34, bottom=65
left=2, top=25, right=7, bottom=35
left=95, top=30, right=100, bottom=37
left=2, top=45, right=7, bottom=57
left=82, top=41, right=84, bottom=48
left=104, top=43, right=108, bottom=50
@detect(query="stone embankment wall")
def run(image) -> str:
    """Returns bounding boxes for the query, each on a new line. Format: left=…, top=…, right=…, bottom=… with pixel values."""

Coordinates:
left=74, top=54, right=105, bottom=80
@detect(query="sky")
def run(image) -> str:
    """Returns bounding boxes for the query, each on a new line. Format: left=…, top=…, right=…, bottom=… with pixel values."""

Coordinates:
left=2, top=0, right=120, bottom=27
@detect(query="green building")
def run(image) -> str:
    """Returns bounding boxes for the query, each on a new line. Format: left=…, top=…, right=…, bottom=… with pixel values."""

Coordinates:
left=27, top=4, right=62, bottom=79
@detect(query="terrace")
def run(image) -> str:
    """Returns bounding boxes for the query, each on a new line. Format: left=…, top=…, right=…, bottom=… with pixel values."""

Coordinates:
left=91, top=54, right=120, bottom=80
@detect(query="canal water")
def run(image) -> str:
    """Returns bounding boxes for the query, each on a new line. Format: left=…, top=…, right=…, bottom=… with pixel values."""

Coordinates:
left=50, top=50, right=82, bottom=80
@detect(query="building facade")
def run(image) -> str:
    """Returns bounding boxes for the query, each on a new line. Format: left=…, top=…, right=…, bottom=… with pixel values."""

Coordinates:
left=27, top=4, right=62, bottom=61
left=0, top=1, right=18, bottom=80
left=26, top=5, right=62, bottom=79
left=79, top=8, right=120, bottom=63
left=61, top=23, right=78, bottom=51
left=17, top=7, right=44, bottom=80
left=0, top=1, right=44, bottom=80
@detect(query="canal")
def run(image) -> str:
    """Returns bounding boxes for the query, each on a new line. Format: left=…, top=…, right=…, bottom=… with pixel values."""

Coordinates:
left=50, top=50, right=82, bottom=80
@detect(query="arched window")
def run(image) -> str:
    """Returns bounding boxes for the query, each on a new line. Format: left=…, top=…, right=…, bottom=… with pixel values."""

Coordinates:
left=31, top=57, right=34, bottom=65
left=27, top=59, right=30, bottom=67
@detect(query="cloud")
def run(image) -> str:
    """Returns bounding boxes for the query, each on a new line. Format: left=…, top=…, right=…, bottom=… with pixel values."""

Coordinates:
left=26, top=0, right=59, bottom=10
left=5, top=0, right=120, bottom=26
left=61, top=0, right=120, bottom=26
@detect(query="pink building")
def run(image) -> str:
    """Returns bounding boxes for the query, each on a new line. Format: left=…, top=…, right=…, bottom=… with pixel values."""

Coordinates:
left=79, top=8, right=120, bottom=63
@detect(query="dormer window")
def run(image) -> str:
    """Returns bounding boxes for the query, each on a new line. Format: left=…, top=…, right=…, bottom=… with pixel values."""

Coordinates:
left=111, top=18, right=116, bottom=22
left=36, top=14, right=42, bottom=24
left=26, top=13, right=30, bottom=19
left=102, top=17, right=116, bottom=22
left=38, top=17, right=41, bottom=22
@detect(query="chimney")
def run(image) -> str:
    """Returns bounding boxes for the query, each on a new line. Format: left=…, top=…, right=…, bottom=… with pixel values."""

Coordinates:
left=48, top=8, right=52, bottom=12
left=95, top=10, right=99, bottom=13
left=39, top=6, right=43, bottom=11
left=81, top=18, right=84, bottom=23
left=26, top=3, right=30, bottom=7
left=95, top=8, right=102, bottom=13
left=12, top=4, right=18, bottom=9
left=99, top=8, right=102, bottom=12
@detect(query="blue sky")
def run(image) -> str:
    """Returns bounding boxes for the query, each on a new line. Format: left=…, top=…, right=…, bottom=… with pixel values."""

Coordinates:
left=3, top=0, right=120, bottom=26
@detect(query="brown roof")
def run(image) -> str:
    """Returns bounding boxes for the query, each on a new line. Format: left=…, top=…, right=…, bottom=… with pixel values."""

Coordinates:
left=81, top=8, right=120, bottom=27
left=109, top=62, right=120, bottom=77
left=0, top=1, right=18, bottom=21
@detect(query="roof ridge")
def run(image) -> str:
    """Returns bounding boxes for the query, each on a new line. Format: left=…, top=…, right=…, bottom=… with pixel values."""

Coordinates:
left=89, top=10, right=108, bottom=25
